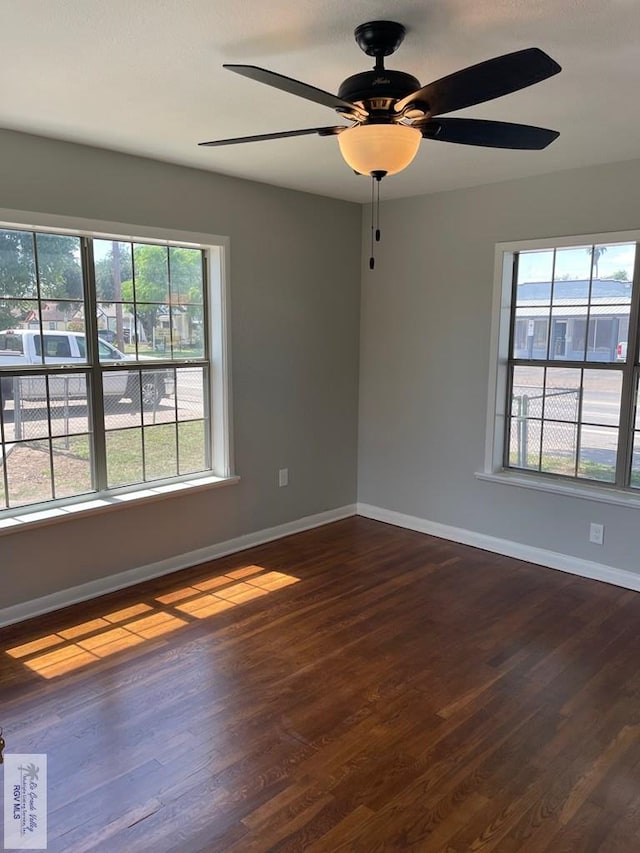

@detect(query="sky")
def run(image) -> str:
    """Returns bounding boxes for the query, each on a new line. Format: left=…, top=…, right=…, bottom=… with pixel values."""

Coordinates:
left=518, top=243, right=636, bottom=283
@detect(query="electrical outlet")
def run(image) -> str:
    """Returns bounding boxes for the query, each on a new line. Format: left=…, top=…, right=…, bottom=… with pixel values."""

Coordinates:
left=589, top=522, right=604, bottom=545
left=278, top=468, right=288, bottom=487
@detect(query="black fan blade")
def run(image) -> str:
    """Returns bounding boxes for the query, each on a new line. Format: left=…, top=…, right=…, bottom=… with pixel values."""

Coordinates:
left=417, top=117, right=559, bottom=149
left=224, top=65, right=367, bottom=119
left=199, top=126, right=347, bottom=147
left=396, top=48, right=561, bottom=116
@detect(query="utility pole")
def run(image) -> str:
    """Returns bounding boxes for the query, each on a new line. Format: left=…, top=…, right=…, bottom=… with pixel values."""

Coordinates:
left=111, top=241, right=124, bottom=351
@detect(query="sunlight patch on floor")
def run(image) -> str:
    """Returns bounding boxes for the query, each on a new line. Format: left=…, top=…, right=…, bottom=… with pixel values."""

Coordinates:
left=5, top=566, right=300, bottom=679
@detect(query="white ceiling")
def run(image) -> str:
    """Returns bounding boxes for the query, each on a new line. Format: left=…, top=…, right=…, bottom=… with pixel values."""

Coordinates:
left=2, top=0, right=640, bottom=203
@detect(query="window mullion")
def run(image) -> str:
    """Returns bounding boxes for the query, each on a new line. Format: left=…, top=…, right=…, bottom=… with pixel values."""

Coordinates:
left=0, top=377, right=9, bottom=506
left=615, top=242, right=640, bottom=486
left=546, top=250, right=557, bottom=361
left=45, top=376, right=56, bottom=499
left=503, top=253, right=519, bottom=469
left=202, top=252, right=213, bottom=471
left=574, top=367, right=584, bottom=478
left=202, top=252, right=212, bottom=371
left=81, top=237, right=108, bottom=491
left=32, top=232, right=46, bottom=368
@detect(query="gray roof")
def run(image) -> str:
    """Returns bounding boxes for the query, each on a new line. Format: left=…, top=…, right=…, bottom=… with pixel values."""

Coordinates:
left=517, top=278, right=631, bottom=301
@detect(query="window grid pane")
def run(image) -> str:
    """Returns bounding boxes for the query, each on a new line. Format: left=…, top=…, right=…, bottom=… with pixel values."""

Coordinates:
left=0, top=228, right=213, bottom=515
left=508, top=241, right=637, bottom=487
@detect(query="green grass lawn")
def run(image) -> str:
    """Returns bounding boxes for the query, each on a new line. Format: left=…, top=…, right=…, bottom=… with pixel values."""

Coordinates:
left=104, top=420, right=206, bottom=486
left=509, top=453, right=618, bottom=483
left=1, top=420, right=207, bottom=509
left=125, top=344, right=204, bottom=360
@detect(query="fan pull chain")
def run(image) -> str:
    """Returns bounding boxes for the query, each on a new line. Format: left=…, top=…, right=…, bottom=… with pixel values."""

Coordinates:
left=369, top=176, right=376, bottom=270
left=369, top=172, right=385, bottom=271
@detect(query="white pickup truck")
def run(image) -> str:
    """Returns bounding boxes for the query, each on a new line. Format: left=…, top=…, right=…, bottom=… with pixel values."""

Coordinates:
left=0, top=329, right=173, bottom=410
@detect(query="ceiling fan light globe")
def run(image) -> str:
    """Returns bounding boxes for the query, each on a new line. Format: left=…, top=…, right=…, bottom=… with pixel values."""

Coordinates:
left=337, top=124, right=421, bottom=176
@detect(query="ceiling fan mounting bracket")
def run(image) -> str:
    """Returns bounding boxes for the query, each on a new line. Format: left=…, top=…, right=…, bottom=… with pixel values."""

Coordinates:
left=354, top=21, right=406, bottom=63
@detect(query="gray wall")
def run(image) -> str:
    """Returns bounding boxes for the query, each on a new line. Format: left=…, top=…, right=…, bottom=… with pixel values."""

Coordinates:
left=0, top=129, right=361, bottom=609
left=358, top=158, right=640, bottom=575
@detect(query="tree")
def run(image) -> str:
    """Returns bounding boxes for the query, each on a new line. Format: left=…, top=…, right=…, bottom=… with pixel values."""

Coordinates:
left=166, top=247, right=205, bottom=347
left=120, top=245, right=167, bottom=342
left=121, top=245, right=202, bottom=343
left=94, top=243, right=132, bottom=302
left=603, top=269, right=629, bottom=281
left=36, top=234, right=83, bottom=301
left=0, top=230, right=35, bottom=328
left=589, top=246, right=608, bottom=278
left=0, top=229, right=81, bottom=329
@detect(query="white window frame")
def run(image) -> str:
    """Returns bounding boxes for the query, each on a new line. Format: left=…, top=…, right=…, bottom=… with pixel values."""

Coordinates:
left=0, top=208, right=237, bottom=533
left=479, top=228, right=640, bottom=510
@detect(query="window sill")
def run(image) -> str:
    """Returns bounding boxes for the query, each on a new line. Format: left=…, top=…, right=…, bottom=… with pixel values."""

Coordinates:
left=475, top=469, right=640, bottom=509
left=0, top=474, right=240, bottom=536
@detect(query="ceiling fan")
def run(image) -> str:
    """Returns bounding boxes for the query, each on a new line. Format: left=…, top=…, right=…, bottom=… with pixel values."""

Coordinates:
left=199, top=20, right=562, bottom=179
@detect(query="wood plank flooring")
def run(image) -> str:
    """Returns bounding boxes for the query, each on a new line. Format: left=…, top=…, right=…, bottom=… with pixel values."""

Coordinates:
left=1, top=516, right=640, bottom=851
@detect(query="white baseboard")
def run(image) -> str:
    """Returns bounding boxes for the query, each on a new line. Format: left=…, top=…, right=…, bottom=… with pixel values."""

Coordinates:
left=357, top=502, right=640, bottom=594
left=0, top=504, right=357, bottom=628
left=7, top=501, right=637, bottom=629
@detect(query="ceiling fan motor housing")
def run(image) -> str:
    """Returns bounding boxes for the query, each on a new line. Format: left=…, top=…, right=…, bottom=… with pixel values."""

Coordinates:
left=338, top=70, right=422, bottom=111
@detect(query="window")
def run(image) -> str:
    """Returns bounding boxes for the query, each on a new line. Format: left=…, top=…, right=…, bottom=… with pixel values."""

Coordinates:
left=490, top=235, right=640, bottom=493
left=0, top=332, right=23, bottom=354
left=0, top=223, right=230, bottom=515
left=35, top=334, right=72, bottom=359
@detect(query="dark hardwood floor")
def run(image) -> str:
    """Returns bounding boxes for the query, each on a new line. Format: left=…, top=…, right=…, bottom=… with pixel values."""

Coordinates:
left=2, top=516, right=640, bottom=851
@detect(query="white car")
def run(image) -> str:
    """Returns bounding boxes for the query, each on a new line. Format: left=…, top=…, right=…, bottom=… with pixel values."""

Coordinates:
left=0, top=329, right=173, bottom=410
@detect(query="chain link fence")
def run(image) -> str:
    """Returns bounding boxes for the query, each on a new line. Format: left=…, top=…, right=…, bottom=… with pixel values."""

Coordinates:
left=9, top=376, right=79, bottom=445
left=511, top=385, right=580, bottom=468
left=3, top=367, right=201, bottom=443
